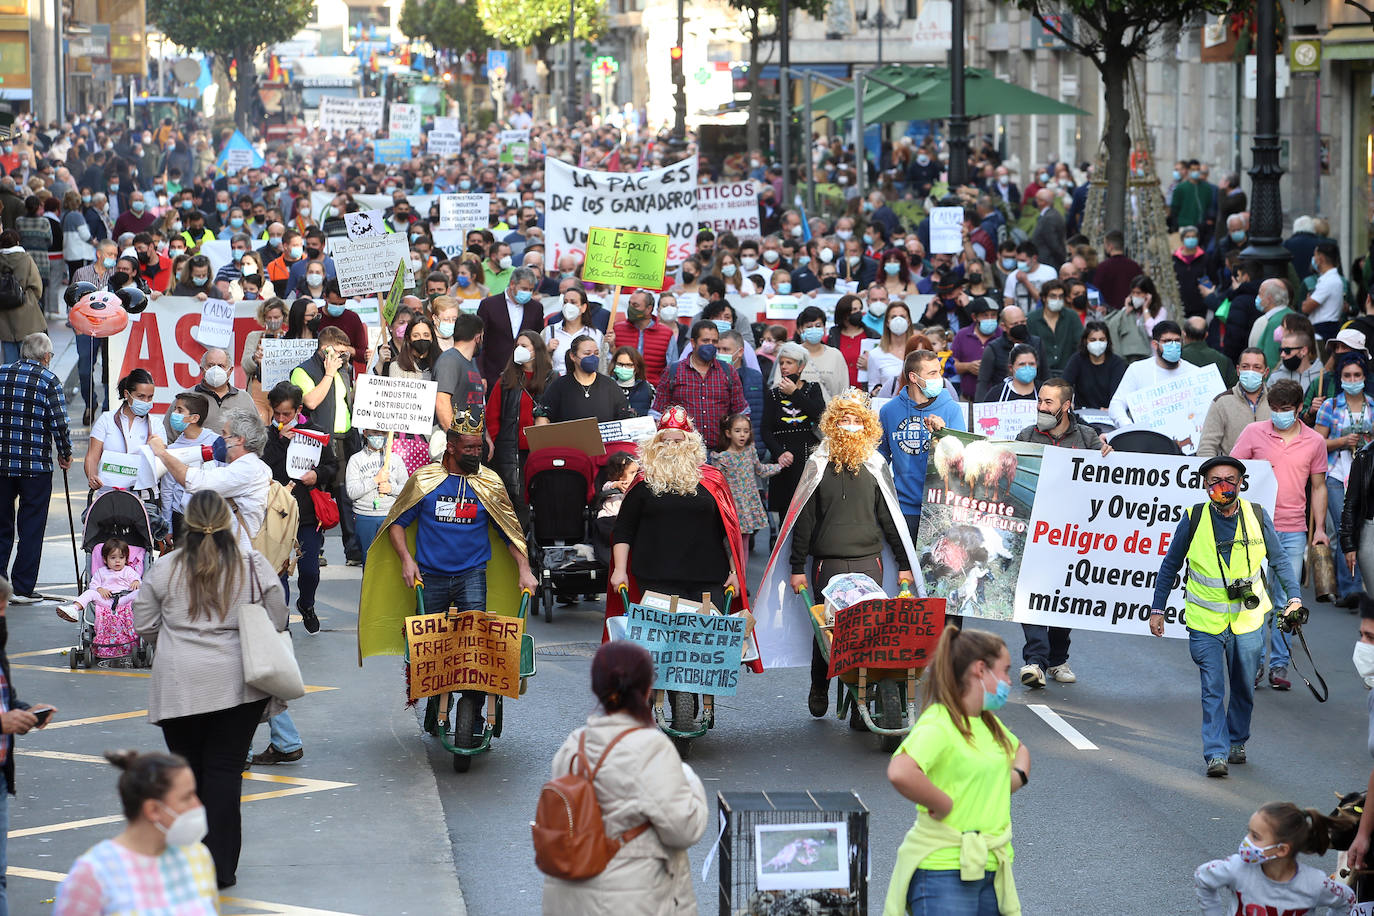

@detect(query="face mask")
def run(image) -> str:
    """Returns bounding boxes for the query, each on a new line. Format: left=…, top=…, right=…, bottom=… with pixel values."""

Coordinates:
left=1237, top=836, right=1281, bottom=865
left=1046, top=298, right=1064, bottom=313
left=981, top=670, right=1010, bottom=712
left=1282, top=354, right=1303, bottom=372
left=180, top=200, right=194, bottom=211
left=613, top=365, right=635, bottom=383
left=1344, top=380, right=1365, bottom=396
left=846, top=255, right=860, bottom=267
left=916, top=154, right=931, bottom=166
left=839, top=422, right=864, bottom=433
left=1007, top=324, right=1029, bottom=343
left=242, top=264, right=258, bottom=277
left=306, top=274, right=325, bottom=289
left=790, top=224, right=803, bottom=238
left=888, top=316, right=910, bottom=335
left=459, top=180, right=472, bottom=190
left=713, top=319, right=732, bottom=335
left=1189, top=170, right=1202, bottom=181
left=1015, top=260, right=1029, bottom=273
left=455, top=275, right=471, bottom=288
left=836, top=230, right=853, bottom=241
left=366, top=434, right=387, bottom=450
left=1182, top=237, right=1200, bottom=251
left=1159, top=341, right=1182, bottom=363
left=192, top=275, right=207, bottom=287
left=776, top=282, right=793, bottom=295
left=499, top=256, right=513, bottom=270
left=290, top=245, right=304, bottom=259
left=129, top=398, right=154, bottom=416
left=203, top=366, right=229, bottom=388
left=919, top=379, right=943, bottom=400
left=1013, top=365, right=1037, bottom=384
left=82, top=194, right=91, bottom=204
left=561, top=303, right=581, bottom=322
left=232, top=248, right=245, bottom=262
left=1036, top=407, right=1064, bottom=431
left=1271, top=410, right=1297, bottom=430
left=102, top=256, right=116, bottom=269
left=1207, top=480, right=1239, bottom=506
left=325, top=303, right=345, bottom=318
left=863, top=234, right=874, bottom=246
left=822, top=277, right=838, bottom=290
left=721, top=264, right=738, bottom=278
left=696, top=343, right=718, bottom=362
left=576, top=354, right=599, bottom=375
left=979, top=318, right=999, bottom=336
left=819, top=248, right=836, bottom=266
left=157, top=803, right=209, bottom=848
left=659, top=306, right=678, bottom=322
left=230, top=217, right=244, bottom=229
left=514, top=289, right=532, bottom=305
left=457, top=453, right=481, bottom=474
left=265, top=318, right=283, bottom=332
left=168, top=412, right=190, bottom=433
left=410, top=339, right=431, bottom=356
left=883, top=262, right=901, bottom=276
left=1231, top=231, right=1246, bottom=244
left=763, top=250, right=779, bottom=263
left=269, top=236, right=283, bottom=247
left=215, top=201, right=228, bottom=213
left=1354, top=641, right=1374, bottom=688
left=437, top=321, right=455, bottom=339
left=307, top=316, right=321, bottom=332
left=110, top=184, right=119, bottom=193
left=740, top=257, right=758, bottom=271
left=131, top=201, right=145, bottom=214
left=681, top=271, right=697, bottom=284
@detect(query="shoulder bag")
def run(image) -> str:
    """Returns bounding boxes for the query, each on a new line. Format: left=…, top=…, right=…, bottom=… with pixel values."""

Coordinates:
left=238, top=558, right=306, bottom=700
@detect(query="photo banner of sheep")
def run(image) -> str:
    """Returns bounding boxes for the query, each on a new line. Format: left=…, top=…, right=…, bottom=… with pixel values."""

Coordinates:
left=1015, top=449, right=1279, bottom=639
left=916, top=429, right=1042, bottom=624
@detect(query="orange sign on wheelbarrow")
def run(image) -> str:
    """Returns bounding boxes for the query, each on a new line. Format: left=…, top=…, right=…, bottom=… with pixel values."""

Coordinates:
left=827, top=597, right=946, bottom=680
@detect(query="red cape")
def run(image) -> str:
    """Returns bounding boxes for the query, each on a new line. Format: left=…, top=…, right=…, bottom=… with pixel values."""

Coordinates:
left=602, top=464, right=764, bottom=672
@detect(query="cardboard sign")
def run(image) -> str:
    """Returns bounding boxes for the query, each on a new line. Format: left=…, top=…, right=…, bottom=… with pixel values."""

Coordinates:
left=697, top=182, right=759, bottom=235
left=351, top=375, right=438, bottom=435
left=388, top=103, right=421, bottom=141
left=224, top=147, right=254, bottom=173
left=582, top=227, right=670, bottom=288
left=195, top=298, right=235, bottom=350
left=332, top=234, right=415, bottom=297
left=522, top=417, right=607, bottom=457
left=438, top=193, right=490, bottom=232
left=404, top=610, right=525, bottom=701
left=344, top=209, right=389, bottom=241
left=98, top=451, right=144, bottom=491
left=971, top=401, right=1038, bottom=441
left=497, top=128, right=530, bottom=164
left=373, top=138, right=412, bottom=164
left=433, top=116, right=460, bottom=134
left=285, top=434, right=324, bottom=480
left=827, top=597, right=945, bottom=677
left=427, top=131, right=462, bottom=157
left=318, top=97, right=386, bottom=134
left=621, top=605, right=748, bottom=695
left=929, top=206, right=964, bottom=254
left=1123, top=363, right=1224, bottom=456
left=598, top=416, right=656, bottom=444
left=259, top=338, right=320, bottom=389
left=382, top=260, right=406, bottom=326
left=545, top=157, right=698, bottom=266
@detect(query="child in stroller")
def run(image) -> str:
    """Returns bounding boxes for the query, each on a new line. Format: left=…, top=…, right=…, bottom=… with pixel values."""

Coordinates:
left=57, top=538, right=141, bottom=658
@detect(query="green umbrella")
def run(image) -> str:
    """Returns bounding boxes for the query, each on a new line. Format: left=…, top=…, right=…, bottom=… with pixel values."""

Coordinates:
left=811, top=65, right=939, bottom=120
left=869, top=67, right=1089, bottom=123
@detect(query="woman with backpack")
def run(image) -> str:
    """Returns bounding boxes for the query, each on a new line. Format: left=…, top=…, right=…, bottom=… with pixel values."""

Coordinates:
left=539, top=642, right=707, bottom=915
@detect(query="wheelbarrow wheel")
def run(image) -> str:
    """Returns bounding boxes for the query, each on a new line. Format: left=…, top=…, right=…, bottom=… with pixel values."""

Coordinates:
left=878, top=680, right=903, bottom=752
left=670, top=691, right=696, bottom=732
left=673, top=735, right=692, bottom=760
left=452, top=694, right=480, bottom=773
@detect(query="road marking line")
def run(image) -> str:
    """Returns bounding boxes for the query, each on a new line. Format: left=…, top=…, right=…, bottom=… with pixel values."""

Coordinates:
left=41, top=710, right=149, bottom=730
left=9, top=647, right=70, bottom=659
left=1026, top=704, right=1098, bottom=750
left=11, top=665, right=338, bottom=694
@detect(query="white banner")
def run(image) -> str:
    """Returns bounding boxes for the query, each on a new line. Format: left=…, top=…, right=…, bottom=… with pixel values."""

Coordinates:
left=225, top=147, right=254, bottom=174
left=319, top=97, right=386, bottom=134
left=351, top=375, right=439, bottom=435
left=427, top=132, right=462, bottom=157
left=438, top=193, right=490, bottom=232
left=1124, top=364, right=1224, bottom=455
left=98, top=450, right=144, bottom=491
left=311, top=192, right=440, bottom=219
left=971, top=401, right=1037, bottom=441
left=696, top=182, right=759, bottom=235
left=930, top=206, right=963, bottom=254
left=389, top=103, right=421, bottom=141
left=544, top=157, right=698, bottom=267
left=260, top=338, right=320, bottom=389
left=765, top=295, right=802, bottom=321
left=195, top=298, right=235, bottom=350
left=1015, top=448, right=1278, bottom=639
left=106, top=297, right=260, bottom=417
left=332, top=234, right=415, bottom=297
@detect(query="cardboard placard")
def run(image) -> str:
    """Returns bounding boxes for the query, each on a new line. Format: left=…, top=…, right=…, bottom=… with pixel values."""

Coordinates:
left=582, top=227, right=669, bottom=288
left=427, top=131, right=462, bottom=157
left=765, top=295, right=802, bottom=321
left=438, top=193, right=490, bottom=232
left=351, top=375, right=439, bottom=435
left=388, top=103, right=421, bottom=140
left=433, top=116, right=460, bottom=134
left=827, top=597, right=945, bottom=677
left=404, top=610, right=525, bottom=701
left=971, top=401, right=1038, bottom=441
left=522, top=417, right=607, bottom=457
left=195, top=298, right=235, bottom=350
left=1122, top=364, right=1224, bottom=455
left=285, top=434, right=324, bottom=480
left=621, top=605, right=748, bottom=695
left=332, top=234, right=415, bottom=297
left=344, top=209, right=389, bottom=241
left=598, top=416, right=656, bottom=444
left=929, top=206, right=964, bottom=254
left=373, top=138, right=412, bottom=164
left=545, top=157, right=698, bottom=266
left=318, top=97, right=386, bottom=134
left=259, top=339, right=321, bottom=389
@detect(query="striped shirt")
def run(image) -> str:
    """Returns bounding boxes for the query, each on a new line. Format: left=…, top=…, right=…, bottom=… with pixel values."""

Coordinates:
left=0, top=358, right=70, bottom=475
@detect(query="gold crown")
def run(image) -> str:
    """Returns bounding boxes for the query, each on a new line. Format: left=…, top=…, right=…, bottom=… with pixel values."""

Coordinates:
left=449, top=409, right=484, bottom=436
left=832, top=387, right=872, bottom=411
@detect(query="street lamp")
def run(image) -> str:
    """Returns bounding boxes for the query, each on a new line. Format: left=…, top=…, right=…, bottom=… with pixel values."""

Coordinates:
left=1239, top=0, right=1291, bottom=280
left=946, top=0, right=968, bottom=187
left=565, top=0, right=577, bottom=126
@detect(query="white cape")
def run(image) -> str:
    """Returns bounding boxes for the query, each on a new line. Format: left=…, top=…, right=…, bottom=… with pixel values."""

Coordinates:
left=752, top=443, right=924, bottom=669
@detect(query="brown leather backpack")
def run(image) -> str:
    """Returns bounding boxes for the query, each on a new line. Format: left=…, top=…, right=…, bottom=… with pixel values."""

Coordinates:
left=532, top=726, right=650, bottom=880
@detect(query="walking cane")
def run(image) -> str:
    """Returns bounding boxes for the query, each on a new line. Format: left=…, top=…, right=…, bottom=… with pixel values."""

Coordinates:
left=62, top=467, right=81, bottom=591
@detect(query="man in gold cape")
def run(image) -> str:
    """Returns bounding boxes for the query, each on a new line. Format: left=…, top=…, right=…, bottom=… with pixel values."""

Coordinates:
left=357, top=411, right=536, bottom=664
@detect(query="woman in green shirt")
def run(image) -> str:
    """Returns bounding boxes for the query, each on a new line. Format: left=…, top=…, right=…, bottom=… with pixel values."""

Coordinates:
left=883, top=627, right=1031, bottom=916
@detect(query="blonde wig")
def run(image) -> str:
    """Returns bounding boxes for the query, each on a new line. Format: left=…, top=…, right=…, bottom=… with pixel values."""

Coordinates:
left=818, top=388, right=883, bottom=474
left=639, top=431, right=706, bottom=496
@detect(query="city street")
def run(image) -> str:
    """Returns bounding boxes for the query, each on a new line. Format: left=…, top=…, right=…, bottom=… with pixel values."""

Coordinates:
left=2, top=326, right=1368, bottom=914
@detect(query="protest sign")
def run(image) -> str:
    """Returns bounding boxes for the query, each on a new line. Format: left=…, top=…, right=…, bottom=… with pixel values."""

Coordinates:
left=106, top=297, right=260, bottom=416
left=195, top=298, right=235, bottom=350
left=388, top=103, right=421, bottom=140
left=258, top=339, right=319, bottom=389
left=344, top=209, right=389, bottom=241
left=810, top=292, right=843, bottom=325
left=141, top=444, right=204, bottom=484
left=582, top=227, right=670, bottom=288
left=1123, top=363, right=1224, bottom=455
left=382, top=261, right=406, bottom=326
left=405, top=610, right=525, bottom=701
left=318, top=97, right=385, bottom=134
left=1015, top=447, right=1278, bottom=639
left=765, top=295, right=802, bottom=321
left=438, top=193, right=490, bottom=232
left=970, top=401, right=1038, bottom=441
left=351, top=375, right=439, bottom=435
left=498, top=128, right=530, bottom=164
left=285, top=432, right=325, bottom=480
left=98, top=451, right=144, bottom=491
left=433, top=116, right=460, bottom=134
left=914, top=431, right=1042, bottom=623
left=332, top=234, right=415, bottom=297
left=427, top=131, right=462, bottom=157
left=929, top=206, right=963, bottom=254
left=621, top=605, right=748, bottom=695
left=673, top=292, right=702, bottom=318
left=696, top=182, right=759, bottom=235
left=736, top=293, right=768, bottom=321
left=599, top=416, right=656, bottom=444
left=373, top=138, right=412, bottom=164
left=827, top=597, right=945, bottom=677
left=545, top=157, right=698, bottom=266
left=225, top=147, right=254, bottom=173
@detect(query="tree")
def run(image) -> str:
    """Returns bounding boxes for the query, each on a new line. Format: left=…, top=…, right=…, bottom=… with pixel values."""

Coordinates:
left=147, top=0, right=314, bottom=133
left=1005, top=0, right=1237, bottom=234
left=728, top=0, right=829, bottom=155
left=400, top=0, right=492, bottom=58
left=476, top=0, right=605, bottom=92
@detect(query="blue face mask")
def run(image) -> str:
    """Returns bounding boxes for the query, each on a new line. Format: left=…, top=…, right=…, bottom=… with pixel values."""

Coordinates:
left=326, top=304, right=345, bottom=318
left=800, top=327, right=824, bottom=345
left=131, top=201, right=145, bottom=213
left=102, top=257, right=116, bottom=269
left=168, top=412, right=190, bottom=433
left=1344, top=381, right=1366, bottom=396
left=1311, top=257, right=1319, bottom=272
left=1013, top=365, right=1037, bottom=384
left=696, top=343, right=718, bottom=362
left=978, top=318, right=998, bottom=335
left=232, top=248, right=244, bottom=262
left=1271, top=410, right=1297, bottom=430
left=1231, top=231, right=1246, bottom=244
left=919, top=379, right=943, bottom=399
left=216, top=202, right=229, bottom=213
left=982, top=671, right=1010, bottom=712
left=776, top=282, right=792, bottom=295
left=1171, top=169, right=1181, bottom=182
left=180, top=200, right=194, bottom=211
left=514, top=289, right=532, bottom=305
left=455, top=275, right=471, bottom=288
left=192, top=275, right=207, bottom=287
left=713, top=319, right=732, bottom=334
left=1160, top=340, right=1182, bottom=363
left=884, top=262, right=900, bottom=276
left=862, top=234, right=873, bottom=246
left=82, top=194, right=91, bottom=204
left=797, top=256, right=811, bottom=268
left=1182, top=237, right=1199, bottom=249
left=578, top=354, right=599, bottom=374
left=1001, top=257, right=1017, bottom=271
left=459, top=180, right=472, bottom=190
left=1238, top=370, right=1264, bottom=393
left=230, top=217, right=244, bottom=229
left=129, top=398, right=154, bottom=416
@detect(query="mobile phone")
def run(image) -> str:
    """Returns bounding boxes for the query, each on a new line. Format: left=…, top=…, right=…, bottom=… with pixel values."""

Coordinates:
left=30, top=706, right=53, bottom=727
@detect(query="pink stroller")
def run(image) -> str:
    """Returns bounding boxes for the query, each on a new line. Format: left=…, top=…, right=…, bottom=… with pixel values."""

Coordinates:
left=68, top=490, right=155, bottom=669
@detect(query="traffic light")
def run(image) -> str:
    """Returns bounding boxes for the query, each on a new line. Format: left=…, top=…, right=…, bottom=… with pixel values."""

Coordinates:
left=670, top=45, right=683, bottom=85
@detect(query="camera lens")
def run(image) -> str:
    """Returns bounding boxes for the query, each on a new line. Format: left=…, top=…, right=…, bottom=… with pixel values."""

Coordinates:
left=1243, top=594, right=1259, bottom=610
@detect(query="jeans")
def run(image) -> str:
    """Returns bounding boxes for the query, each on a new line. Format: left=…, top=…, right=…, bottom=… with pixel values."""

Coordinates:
left=1263, top=530, right=1305, bottom=669
left=1187, top=626, right=1263, bottom=761
left=268, top=710, right=302, bottom=753
left=75, top=334, right=109, bottom=412
left=421, top=567, right=488, bottom=706
left=0, top=473, right=51, bottom=595
left=0, top=342, right=17, bottom=365
left=1328, top=477, right=1365, bottom=599
left=280, top=523, right=323, bottom=611
left=1021, top=624, right=1071, bottom=669
left=160, top=697, right=270, bottom=885
left=809, top=556, right=882, bottom=691
left=906, top=868, right=999, bottom=916
left=353, top=513, right=386, bottom=569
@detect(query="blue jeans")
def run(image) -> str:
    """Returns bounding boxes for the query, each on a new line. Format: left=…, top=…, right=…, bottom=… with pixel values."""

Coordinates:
left=420, top=567, right=487, bottom=615
left=1187, top=626, right=1263, bottom=761
left=906, top=868, right=998, bottom=916
left=1021, top=624, right=1071, bottom=669
left=1263, top=530, right=1305, bottom=669
left=279, top=524, right=324, bottom=611
left=75, top=334, right=109, bottom=411
left=353, top=513, right=386, bottom=570
left=1328, top=477, right=1364, bottom=599
left=268, top=710, right=302, bottom=754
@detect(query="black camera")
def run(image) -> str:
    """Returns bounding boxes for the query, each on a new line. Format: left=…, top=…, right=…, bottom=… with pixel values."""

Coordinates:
left=1277, top=604, right=1309, bottom=634
left=1226, top=579, right=1261, bottom=610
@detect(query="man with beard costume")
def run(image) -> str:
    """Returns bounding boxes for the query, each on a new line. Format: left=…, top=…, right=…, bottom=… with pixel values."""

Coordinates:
left=753, top=388, right=917, bottom=717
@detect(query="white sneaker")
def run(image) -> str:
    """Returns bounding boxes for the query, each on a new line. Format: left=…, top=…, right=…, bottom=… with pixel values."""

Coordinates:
left=55, top=603, right=80, bottom=623
left=1047, top=663, right=1077, bottom=684
left=1019, top=664, right=1046, bottom=688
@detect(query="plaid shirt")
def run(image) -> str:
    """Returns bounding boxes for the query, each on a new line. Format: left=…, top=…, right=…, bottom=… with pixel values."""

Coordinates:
left=652, top=357, right=748, bottom=439
left=0, top=358, right=70, bottom=475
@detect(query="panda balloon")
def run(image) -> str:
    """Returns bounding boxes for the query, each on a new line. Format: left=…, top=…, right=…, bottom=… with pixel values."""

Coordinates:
left=63, top=282, right=147, bottom=338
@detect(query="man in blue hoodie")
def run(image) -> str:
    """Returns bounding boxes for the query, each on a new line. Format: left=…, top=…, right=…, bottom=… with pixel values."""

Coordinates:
left=878, top=350, right=968, bottom=542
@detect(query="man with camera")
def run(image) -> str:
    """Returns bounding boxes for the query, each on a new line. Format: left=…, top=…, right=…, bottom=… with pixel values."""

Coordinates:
left=1148, top=455, right=1303, bottom=777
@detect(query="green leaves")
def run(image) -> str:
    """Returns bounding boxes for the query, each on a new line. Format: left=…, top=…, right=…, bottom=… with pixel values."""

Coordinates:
left=475, top=0, right=606, bottom=49
left=401, top=0, right=492, bottom=56
left=147, top=0, right=314, bottom=61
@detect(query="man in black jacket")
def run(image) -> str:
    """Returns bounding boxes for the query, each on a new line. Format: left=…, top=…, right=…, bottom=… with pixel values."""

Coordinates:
left=1221, top=261, right=1261, bottom=365
left=975, top=306, right=1049, bottom=400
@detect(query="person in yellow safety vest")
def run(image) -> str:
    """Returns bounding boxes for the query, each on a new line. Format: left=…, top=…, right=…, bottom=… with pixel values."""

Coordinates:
left=179, top=210, right=217, bottom=253
left=1149, top=455, right=1303, bottom=778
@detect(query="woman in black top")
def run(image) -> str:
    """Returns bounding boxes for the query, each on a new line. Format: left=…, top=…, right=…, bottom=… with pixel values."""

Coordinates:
left=1061, top=320, right=1127, bottom=410
left=488, top=330, right=554, bottom=522
left=761, top=342, right=826, bottom=515
left=169, top=254, right=225, bottom=299
left=535, top=334, right=633, bottom=425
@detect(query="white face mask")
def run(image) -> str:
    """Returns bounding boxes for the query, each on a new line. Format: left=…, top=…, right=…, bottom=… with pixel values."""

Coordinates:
left=839, top=422, right=864, bottom=432
left=499, top=256, right=513, bottom=270
left=512, top=345, right=533, bottom=365
left=561, top=303, right=581, bottom=322
left=203, top=365, right=229, bottom=388
left=157, top=802, right=209, bottom=847
left=1355, top=641, right=1374, bottom=688
left=887, top=316, right=910, bottom=335
left=659, top=305, right=678, bottom=322
left=1086, top=339, right=1108, bottom=358
left=819, top=248, right=834, bottom=264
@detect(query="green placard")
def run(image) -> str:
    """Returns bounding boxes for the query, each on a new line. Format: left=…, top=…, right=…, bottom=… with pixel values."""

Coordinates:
left=582, top=227, right=669, bottom=288
left=382, top=259, right=406, bottom=326
left=497, top=141, right=529, bottom=165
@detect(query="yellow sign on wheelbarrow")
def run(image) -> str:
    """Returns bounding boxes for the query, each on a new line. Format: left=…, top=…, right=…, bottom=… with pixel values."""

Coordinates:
left=404, top=610, right=525, bottom=700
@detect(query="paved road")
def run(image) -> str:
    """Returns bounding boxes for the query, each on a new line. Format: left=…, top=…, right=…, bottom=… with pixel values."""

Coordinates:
left=6, top=321, right=1371, bottom=914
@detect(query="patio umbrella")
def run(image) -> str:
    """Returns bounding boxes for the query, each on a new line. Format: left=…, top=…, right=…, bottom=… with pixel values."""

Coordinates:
left=811, top=65, right=940, bottom=120
left=864, top=66, right=1089, bottom=123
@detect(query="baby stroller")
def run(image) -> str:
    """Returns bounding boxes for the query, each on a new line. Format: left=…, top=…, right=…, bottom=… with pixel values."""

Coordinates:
left=524, top=447, right=606, bottom=624
left=68, top=490, right=157, bottom=669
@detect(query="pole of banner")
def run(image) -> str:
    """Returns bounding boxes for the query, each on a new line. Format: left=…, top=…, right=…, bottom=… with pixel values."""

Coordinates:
left=374, top=289, right=394, bottom=492
left=607, top=284, right=622, bottom=335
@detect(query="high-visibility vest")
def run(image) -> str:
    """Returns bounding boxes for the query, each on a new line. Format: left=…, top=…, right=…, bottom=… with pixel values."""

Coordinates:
left=1183, top=500, right=1271, bottom=635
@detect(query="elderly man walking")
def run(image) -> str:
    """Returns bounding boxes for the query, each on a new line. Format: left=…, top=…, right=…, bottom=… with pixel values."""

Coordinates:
left=0, top=333, right=72, bottom=604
